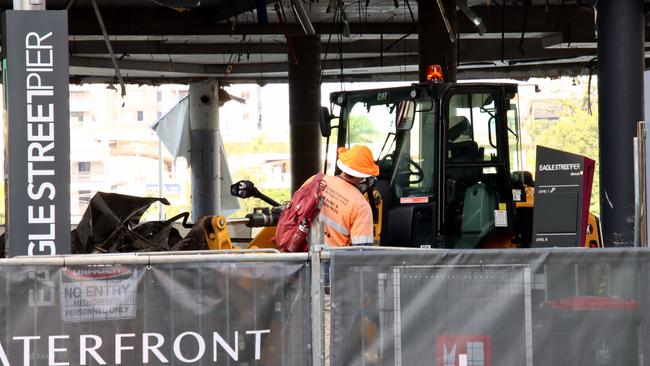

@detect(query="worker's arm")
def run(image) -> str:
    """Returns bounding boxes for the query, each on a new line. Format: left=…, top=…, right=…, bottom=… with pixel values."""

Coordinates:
left=350, top=204, right=374, bottom=246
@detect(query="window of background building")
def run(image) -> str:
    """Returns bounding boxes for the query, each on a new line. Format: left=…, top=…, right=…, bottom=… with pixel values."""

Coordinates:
left=71, top=111, right=84, bottom=122
left=78, top=190, right=92, bottom=206
left=156, top=91, right=163, bottom=102
left=78, top=161, right=91, bottom=173
left=137, top=110, right=144, bottom=121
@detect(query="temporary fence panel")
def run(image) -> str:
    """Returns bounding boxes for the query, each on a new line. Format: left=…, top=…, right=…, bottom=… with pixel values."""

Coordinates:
left=0, top=255, right=311, bottom=366
left=330, top=248, right=650, bottom=366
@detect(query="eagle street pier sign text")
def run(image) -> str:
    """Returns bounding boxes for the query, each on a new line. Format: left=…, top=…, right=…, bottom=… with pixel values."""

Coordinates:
left=1, top=10, right=71, bottom=256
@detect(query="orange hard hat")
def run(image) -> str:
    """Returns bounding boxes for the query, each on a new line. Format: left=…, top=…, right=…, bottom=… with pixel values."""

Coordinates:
left=337, top=145, right=379, bottom=178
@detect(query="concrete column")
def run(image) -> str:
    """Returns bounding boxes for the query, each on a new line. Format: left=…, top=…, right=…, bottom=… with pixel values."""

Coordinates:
left=418, top=0, right=457, bottom=82
left=597, top=0, right=644, bottom=246
left=288, top=36, right=321, bottom=193
left=189, top=79, right=220, bottom=221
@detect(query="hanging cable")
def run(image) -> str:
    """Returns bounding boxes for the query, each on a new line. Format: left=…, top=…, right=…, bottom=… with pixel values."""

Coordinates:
left=338, top=15, right=344, bottom=89
left=586, top=57, right=597, bottom=116
left=380, top=33, right=384, bottom=67
left=320, top=5, right=339, bottom=81
left=275, top=3, right=298, bottom=64
left=383, top=0, right=416, bottom=53
left=336, top=1, right=345, bottom=89
left=404, top=0, right=415, bottom=23
left=339, top=1, right=350, bottom=37
left=500, top=0, right=505, bottom=62
left=90, top=0, right=126, bottom=99
left=383, top=33, right=412, bottom=53
left=434, top=0, right=455, bottom=44
left=518, top=0, right=529, bottom=54
left=290, top=0, right=316, bottom=35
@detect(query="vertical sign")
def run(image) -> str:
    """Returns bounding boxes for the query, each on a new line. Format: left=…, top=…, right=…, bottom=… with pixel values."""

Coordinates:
left=1, top=11, right=70, bottom=256
left=532, top=146, right=595, bottom=247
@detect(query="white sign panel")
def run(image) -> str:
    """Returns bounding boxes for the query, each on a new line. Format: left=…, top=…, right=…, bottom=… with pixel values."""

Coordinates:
left=60, top=267, right=136, bottom=322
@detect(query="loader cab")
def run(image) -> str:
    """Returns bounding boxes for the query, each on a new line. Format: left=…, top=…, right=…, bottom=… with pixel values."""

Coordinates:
left=443, top=86, right=520, bottom=248
left=326, top=82, right=521, bottom=248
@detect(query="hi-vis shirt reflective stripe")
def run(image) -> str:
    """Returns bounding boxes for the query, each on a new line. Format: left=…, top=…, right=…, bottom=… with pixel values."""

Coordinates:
left=317, top=175, right=374, bottom=247
left=320, top=215, right=349, bottom=236
left=351, top=235, right=374, bottom=245
left=320, top=214, right=372, bottom=244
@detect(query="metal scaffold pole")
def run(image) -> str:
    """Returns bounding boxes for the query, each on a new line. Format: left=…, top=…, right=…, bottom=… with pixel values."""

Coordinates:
left=309, top=221, right=324, bottom=366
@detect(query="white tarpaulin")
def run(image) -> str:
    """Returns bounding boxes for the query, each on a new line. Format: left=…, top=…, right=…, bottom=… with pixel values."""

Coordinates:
left=151, top=96, right=239, bottom=215
left=151, top=96, right=191, bottom=160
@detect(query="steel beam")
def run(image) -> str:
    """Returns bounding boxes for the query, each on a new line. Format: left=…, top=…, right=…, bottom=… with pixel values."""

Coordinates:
left=69, top=36, right=596, bottom=58
left=66, top=57, right=606, bottom=85
left=69, top=42, right=597, bottom=79
left=65, top=5, right=595, bottom=36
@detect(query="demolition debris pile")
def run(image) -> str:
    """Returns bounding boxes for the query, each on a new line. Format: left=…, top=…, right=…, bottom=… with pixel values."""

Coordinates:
left=0, top=192, right=213, bottom=257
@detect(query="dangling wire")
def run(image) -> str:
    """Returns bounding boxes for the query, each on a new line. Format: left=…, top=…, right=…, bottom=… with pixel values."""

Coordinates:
left=338, top=16, right=344, bottom=91
left=320, top=3, right=339, bottom=81
left=586, top=57, right=597, bottom=116
left=500, top=0, right=505, bottom=62
left=383, top=0, right=415, bottom=54
left=518, top=0, right=529, bottom=54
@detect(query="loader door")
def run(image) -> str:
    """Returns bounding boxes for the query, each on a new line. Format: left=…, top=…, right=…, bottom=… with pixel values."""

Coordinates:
left=381, top=98, right=438, bottom=247
left=443, top=89, right=513, bottom=248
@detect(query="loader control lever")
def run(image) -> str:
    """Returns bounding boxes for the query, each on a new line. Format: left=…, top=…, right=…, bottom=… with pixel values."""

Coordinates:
left=231, top=180, right=281, bottom=207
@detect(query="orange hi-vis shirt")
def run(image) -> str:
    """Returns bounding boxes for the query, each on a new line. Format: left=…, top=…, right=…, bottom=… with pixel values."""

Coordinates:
left=317, top=175, right=374, bottom=247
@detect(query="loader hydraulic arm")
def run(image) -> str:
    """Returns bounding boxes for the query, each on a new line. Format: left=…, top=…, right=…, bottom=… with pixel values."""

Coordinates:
left=200, top=181, right=285, bottom=250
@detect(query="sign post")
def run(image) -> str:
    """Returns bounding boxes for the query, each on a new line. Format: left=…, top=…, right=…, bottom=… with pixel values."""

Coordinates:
left=1, top=10, right=70, bottom=256
left=532, top=146, right=595, bottom=247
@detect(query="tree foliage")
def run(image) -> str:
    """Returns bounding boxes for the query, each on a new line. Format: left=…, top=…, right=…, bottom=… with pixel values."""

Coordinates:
left=348, top=115, right=381, bottom=143
left=225, top=138, right=288, bottom=155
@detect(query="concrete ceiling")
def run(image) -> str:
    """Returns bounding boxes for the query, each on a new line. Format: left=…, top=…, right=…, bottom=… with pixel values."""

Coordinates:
left=14, top=0, right=644, bottom=83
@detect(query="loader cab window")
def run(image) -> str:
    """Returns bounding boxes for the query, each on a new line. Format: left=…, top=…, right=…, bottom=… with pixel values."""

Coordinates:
left=339, top=91, right=438, bottom=248
left=444, top=90, right=510, bottom=248
left=344, top=96, right=436, bottom=193
left=391, top=99, right=436, bottom=198
left=447, top=93, right=501, bottom=163
left=346, top=101, right=397, bottom=161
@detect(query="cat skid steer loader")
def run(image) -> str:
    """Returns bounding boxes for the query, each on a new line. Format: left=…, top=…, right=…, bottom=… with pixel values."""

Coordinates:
left=319, top=69, right=601, bottom=249
left=201, top=68, right=600, bottom=250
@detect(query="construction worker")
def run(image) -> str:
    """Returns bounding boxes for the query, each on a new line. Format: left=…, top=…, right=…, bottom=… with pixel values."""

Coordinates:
left=318, top=144, right=380, bottom=247
left=316, top=144, right=379, bottom=366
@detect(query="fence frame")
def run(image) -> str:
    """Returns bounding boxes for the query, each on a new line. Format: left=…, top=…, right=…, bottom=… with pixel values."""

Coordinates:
left=0, top=246, right=647, bottom=366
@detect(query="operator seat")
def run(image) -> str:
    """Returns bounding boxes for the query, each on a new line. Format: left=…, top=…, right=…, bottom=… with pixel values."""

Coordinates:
left=447, top=116, right=482, bottom=161
left=448, top=116, right=471, bottom=142
left=446, top=116, right=483, bottom=207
